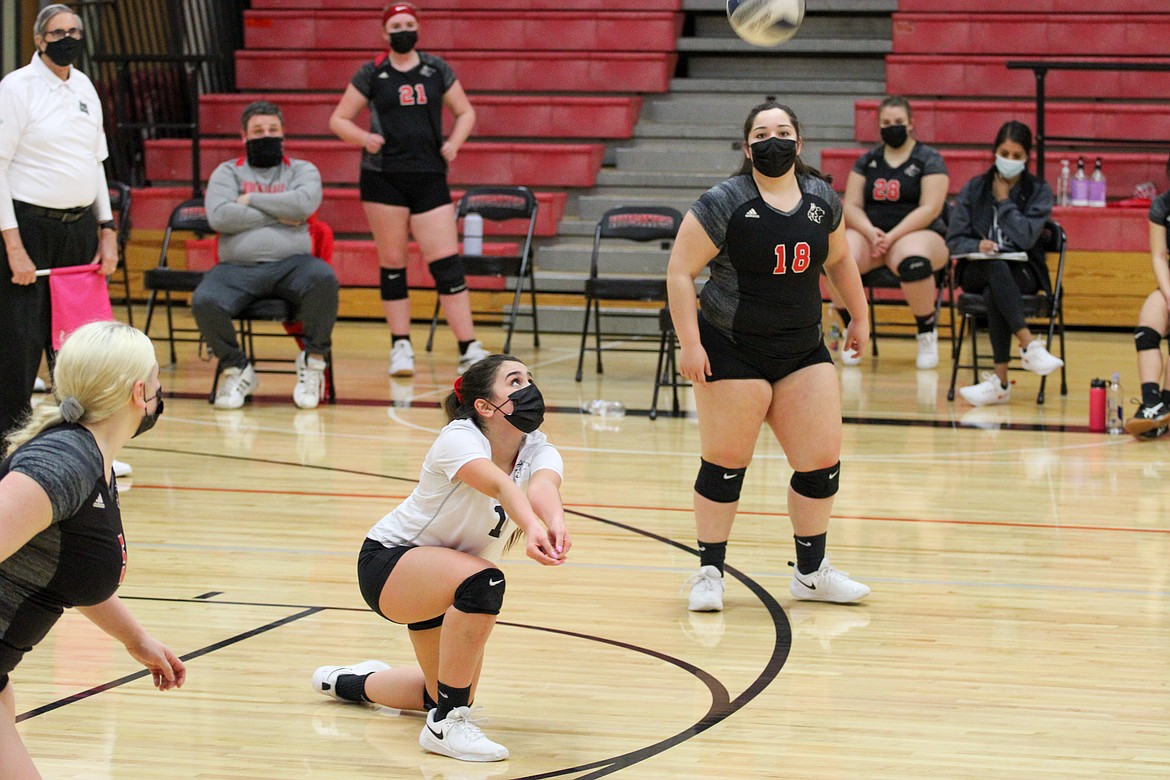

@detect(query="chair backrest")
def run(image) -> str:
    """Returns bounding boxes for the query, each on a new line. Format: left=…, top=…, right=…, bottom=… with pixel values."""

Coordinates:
left=596, top=206, right=683, bottom=242
left=1040, top=219, right=1067, bottom=307
left=457, top=186, right=537, bottom=223
left=160, top=197, right=210, bottom=268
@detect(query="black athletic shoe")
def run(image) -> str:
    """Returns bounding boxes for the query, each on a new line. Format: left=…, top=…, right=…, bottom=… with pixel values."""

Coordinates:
left=1124, top=402, right=1170, bottom=437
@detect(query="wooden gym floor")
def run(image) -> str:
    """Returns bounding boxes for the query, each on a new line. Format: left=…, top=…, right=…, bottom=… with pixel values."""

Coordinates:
left=14, top=313, right=1170, bottom=779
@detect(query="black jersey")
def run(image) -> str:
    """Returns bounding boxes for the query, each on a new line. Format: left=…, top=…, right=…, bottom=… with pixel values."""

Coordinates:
left=692, top=173, right=842, bottom=356
left=0, top=424, right=125, bottom=676
left=1149, top=190, right=1170, bottom=251
left=852, top=142, right=947, bottom=233
left=352, top=51, right=458, bottom=175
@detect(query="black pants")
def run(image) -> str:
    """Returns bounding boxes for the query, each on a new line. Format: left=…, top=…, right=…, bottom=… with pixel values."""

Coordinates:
left=0, top=204, right=98, bottom=444
left=958, top=260, right=1041, bottom=364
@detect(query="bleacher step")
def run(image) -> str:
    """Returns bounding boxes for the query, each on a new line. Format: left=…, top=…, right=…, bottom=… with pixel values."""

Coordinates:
left=677, top=37, right=891, bottom=54
left=669, top=77, right=887, bottom=95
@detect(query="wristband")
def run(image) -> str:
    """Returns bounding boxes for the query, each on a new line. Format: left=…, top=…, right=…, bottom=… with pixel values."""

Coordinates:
left=99, top=220, right=117, bottom=232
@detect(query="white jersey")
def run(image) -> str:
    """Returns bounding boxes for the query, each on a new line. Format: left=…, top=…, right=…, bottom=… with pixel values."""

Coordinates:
left=367, top=419, right=564, bottom=561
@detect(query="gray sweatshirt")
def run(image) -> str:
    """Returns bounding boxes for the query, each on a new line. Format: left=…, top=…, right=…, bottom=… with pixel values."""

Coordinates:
left=205, top=154, right=323, bottom=264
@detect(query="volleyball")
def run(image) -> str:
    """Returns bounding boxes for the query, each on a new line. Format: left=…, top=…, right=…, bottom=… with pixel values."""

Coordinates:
left=727, top=0, right=805, bottom=47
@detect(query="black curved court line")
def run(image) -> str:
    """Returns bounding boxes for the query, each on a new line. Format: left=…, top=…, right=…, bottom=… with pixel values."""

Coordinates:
left=16, top=607, right=322, bottom=723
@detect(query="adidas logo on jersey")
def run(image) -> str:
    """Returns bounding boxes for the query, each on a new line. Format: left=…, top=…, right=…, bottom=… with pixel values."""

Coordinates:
left=806, top=203, right=825, bottom=224
left=744, top=208, right=760, bottom=219
left=92, top=494, right=105, bottom=509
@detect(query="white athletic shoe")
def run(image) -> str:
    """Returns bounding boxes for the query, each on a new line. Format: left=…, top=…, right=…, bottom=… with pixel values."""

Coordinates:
left=789, top=557, right=870, bottom=603
left=312, top=660, right=389, bottom=704
left=389, top=340, right=415, bottom=377
left=915, top=329, right=939, bottom=370
left=683, top=565, right=725, bottom=612
left=839, top=347, right=862, bottom=366
left=419, top=706, right=509, bottom=762
left=214, top=363, right=258, bottom=409
left=959, top=371, right=1011, bottom=407
left=112, top=460, right=132, bottom=478
left=458, top=340, right=491, bottom=375
left=33, top=377, right=47, bottom=393
left=1020, top=339, right=1063, bottom=376
left=293, top=352, right=327, bottom=410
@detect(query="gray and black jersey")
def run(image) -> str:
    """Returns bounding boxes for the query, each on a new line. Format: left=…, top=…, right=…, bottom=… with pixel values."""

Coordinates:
left=852, top=142, right=947, bottom=233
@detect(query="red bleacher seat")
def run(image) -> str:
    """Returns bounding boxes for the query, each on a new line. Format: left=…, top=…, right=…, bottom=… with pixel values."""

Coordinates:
left=893, top=14, right=1170, bottom=56
left=199, top=93, right=642, bottom=140
left=854, top=100, right=1170, bottom=146
left=820, top=148, right=1167, bottom=200
left=886, top=56, right=1170, bottom=99
left=244, top=10, right=682, bottom=52
left=145, top=139, right=606, bottom=188
left=131, top=186, right=566, bottom=236
left=236, top=50, right=676, bottom=93
left=251, top=0, right=682, bottom=8
left=896, top=0, right=1166, bottom=12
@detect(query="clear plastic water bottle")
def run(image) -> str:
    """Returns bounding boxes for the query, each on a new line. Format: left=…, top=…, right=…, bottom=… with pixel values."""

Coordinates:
left=1106, top=372, right=1124, bottom=434
left=1070, top=156, right=1089, bottom=207
left=463, top=212, right=483, bottom=255
left=1056, top=159, right=1071, bottom=207
left=584, top=400, right=626, bottom=418
left=1089, top=157, right=1107, bottom=208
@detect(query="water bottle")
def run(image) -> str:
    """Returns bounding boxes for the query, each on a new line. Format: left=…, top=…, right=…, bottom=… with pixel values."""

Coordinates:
left=1070, top=156, right=1089, bottom=207
left=1089, top=157, right=1107, bottom=208
left=826, top=303, right=841, bottom=351
left=1088, top=378, right=1106, bottom=432
left=463, top=212, right=483, bottom=256
left=1056, top=159, right=1071, bottom=207
left=584, top=399, right=626, bottom=418
left=1106, top=372, right=1123, bottom=434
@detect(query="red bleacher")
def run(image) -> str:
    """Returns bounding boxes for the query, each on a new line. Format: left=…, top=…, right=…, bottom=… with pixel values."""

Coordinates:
left=244, top=10, right=682, bottom=52
left=199, top=94, right=643, bottom=140
left=236, top=50, right=676, bottom=93
left=854, top=100, right=1170, bottom=146
left=251, top=0, right=681, bottom=9
left=886, top=55, right=1170, bottom=99
left=892, top=14, right=1170, bottom=56
left=897, top=0, right=1165, bottom=12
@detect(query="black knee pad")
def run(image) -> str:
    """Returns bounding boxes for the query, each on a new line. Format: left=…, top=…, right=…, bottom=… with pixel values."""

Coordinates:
left=407, top=614, right=445, bottom=631
left=897, top=255, right=934, bottom=282
left=429, top=254, right=467, bottom=296
left=1135, top=326, right=1163, bottom=352
left=790, top=462, right=840, bottom=499
left=694, top=458, right=747, bottom=503
left=453, top=568, right=505, bottom=615
left=380, top=267, right=408, bottom=301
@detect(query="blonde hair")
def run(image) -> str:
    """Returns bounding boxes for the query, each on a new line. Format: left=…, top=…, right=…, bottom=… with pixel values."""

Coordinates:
left=5, top=322, right=156, bottom=456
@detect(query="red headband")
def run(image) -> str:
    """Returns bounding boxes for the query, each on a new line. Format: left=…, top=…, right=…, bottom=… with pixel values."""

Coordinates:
left=453, top=375, right=464, bottom=404
left=382, top=2, right=419, bottom=26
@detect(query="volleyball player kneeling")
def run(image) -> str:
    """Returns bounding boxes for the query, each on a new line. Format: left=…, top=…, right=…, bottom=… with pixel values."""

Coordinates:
left=312, top=355, right=570, bottom=762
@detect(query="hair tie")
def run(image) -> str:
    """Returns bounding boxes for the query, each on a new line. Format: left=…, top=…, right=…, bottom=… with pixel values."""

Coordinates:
left=58, top=396, right=84, bottom=423
left=453, top=375, right=464, bottom=404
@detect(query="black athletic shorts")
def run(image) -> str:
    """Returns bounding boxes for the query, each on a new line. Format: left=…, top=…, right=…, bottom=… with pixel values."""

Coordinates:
left=699, top=314, right=833, bottom=384
left=357, top=538, right=417, bottom=620
left=359, top=169, right=452, bottom=214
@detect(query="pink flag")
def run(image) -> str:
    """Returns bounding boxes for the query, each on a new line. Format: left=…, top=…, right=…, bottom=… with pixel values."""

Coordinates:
left=48, top=265, right=114, bottom=350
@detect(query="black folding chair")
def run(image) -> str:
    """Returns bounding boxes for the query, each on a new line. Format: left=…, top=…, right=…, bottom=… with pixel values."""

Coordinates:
left=650, top=306, right=688, bottom=420
left=857, top=265, right=951, bottom=357
left=947, top=219, right=1069, bottom=405
left=425, top=186, right=540, bottom=355
left=142, top=198, right=210, bottom=364
left=107, top=180, right=134, bottom=326
left=575, top=206, right=683, bottom=382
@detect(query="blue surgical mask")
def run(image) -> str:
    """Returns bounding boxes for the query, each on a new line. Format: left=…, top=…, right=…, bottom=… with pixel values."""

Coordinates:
left=995, top=155, right=1026, bottom=179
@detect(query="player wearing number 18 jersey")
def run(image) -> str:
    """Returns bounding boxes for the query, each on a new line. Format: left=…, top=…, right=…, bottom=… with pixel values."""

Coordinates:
left=312, top=355, right=569, bottom=763
left=668, top=101, right=871, bottom=613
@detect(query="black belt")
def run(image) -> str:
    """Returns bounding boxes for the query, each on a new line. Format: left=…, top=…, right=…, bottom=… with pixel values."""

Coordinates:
left=15, top=201, right=92, bottom=223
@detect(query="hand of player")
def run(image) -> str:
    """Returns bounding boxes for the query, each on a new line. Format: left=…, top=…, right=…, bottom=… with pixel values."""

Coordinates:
left=525, top=525, right=564, bottom=566
left=678, top=343, right=712, bottom=386
left=992, top=173, right=1012, bottom=202
left=843, top=316, right=870, bottom=359
left=92, top=230, right=119, bottom=276
left=545, top=520, right=572, bottom=560
left=440, top=141, right=459, bottom=163
left=364, top=133, right=385, bottom=154
left=125, top=635, right=186, bottom=691
left=869, top=228, right=889, bottom=257
left=6, top=243, right=37, bottom=285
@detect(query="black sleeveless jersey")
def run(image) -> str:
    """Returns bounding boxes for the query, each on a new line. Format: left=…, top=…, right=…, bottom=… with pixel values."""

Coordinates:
left=0, top=424, right=124, bottom=674
left=692, top=173, right=842, bottom=356
left=351, top=51, right=458, bottom=175
left=852, top=142, right=947, bottom=233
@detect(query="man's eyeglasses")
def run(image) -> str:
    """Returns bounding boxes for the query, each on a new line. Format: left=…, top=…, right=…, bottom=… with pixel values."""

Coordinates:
left=43, top=28, right=83, bottom=42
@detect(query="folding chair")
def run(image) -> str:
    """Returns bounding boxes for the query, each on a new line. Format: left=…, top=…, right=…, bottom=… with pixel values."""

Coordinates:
left=858, top=265, right=951, bottom=357
left=946, top=219, right=1068, bottom=405
left=575, top=206, right=683, bottom=382
left=650, top=305, right=688, bottom=420
left=425, top=186, right=540, bottom=355
left=107, top=180, right=134, bottom=326
left=142, top=198, right=211, bottom=364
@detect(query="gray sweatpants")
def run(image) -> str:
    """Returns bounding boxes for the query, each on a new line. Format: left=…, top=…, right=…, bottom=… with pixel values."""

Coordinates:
left=191, top=254, right=339, bottom=370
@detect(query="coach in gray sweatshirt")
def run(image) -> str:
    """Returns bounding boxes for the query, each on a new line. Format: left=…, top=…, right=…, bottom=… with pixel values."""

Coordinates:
left=193, top=100, right=339, bottom=411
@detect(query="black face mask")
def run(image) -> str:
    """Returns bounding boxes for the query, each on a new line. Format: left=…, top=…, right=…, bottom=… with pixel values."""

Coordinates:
left=880, top=124, right=909, bottom=149
left=389, top=30, right=418, bottom=54
left=245, top=136, right=284, bottom=169
left=134, top=387, right=164, bottom=438
left=43, top=37, right=84, bottom=67
left=490, top=383, right=545, bottom=434
left=749, top=137, right=798, bottom=178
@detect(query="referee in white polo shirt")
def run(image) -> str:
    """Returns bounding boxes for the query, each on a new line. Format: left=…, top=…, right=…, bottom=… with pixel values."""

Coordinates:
left=0, top=4, right=119, bottom=449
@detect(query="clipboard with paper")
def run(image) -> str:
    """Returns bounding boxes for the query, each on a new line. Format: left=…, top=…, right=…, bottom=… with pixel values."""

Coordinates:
left=953, top=251, right=1028, bottom=262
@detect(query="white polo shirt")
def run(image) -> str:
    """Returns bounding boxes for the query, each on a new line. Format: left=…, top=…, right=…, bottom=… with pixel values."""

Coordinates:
left=367, top=419, right=564, bottom=562
left=0, top=53, right=110, bottom=230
